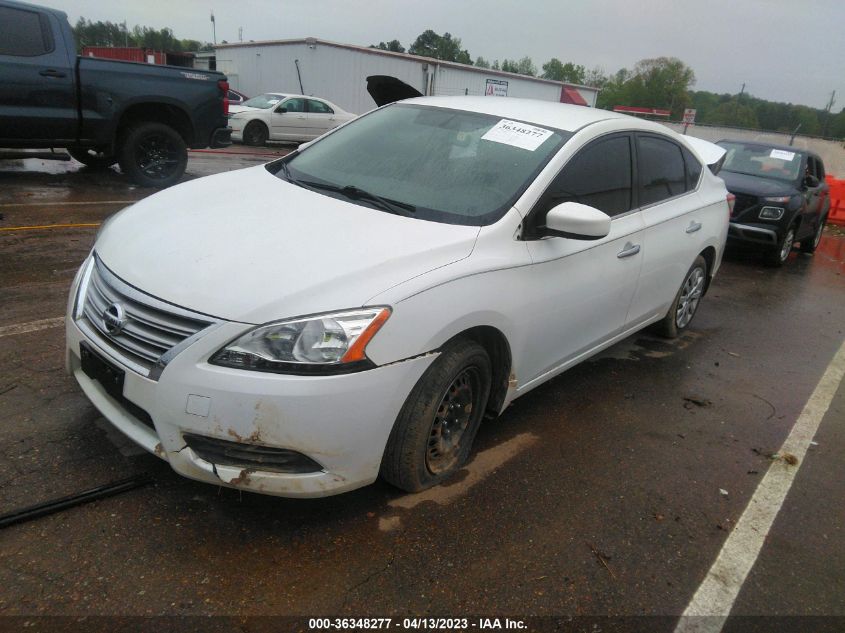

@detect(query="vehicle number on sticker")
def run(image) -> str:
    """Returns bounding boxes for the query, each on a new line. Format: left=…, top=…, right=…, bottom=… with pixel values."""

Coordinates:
left=481, top=119, right=553, bottom=151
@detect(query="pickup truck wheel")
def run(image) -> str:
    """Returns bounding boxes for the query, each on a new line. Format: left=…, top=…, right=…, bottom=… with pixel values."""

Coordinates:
left=799, top=216, right=826, bottom=254
left=381, top=338, right=491, bottom=492
left=766, top=224, right=796, bottom=267
left=243, top=121, right=268, bottom=146
left=68, top=148, right=116, bottom=169
left=656, top=255, right=707, bottom=339
left=118, top=122, right=187, bottom=188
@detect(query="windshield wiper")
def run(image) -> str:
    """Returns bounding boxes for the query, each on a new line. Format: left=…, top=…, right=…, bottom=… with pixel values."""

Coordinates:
left=297, top=180, right=416, bottom=216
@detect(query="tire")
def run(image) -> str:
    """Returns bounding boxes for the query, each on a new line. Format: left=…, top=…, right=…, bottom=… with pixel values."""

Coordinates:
left=799, top=215, right=826, bottom=254
left=242, top=121, right=268, bottom=147
left=656, top=255, right=707, bottom=339
left=766, top=223, right=796, bottom=267
left=68, top=147, right=116, bottom=169
left=380, top=338, right=492, bottom=492
left=117, top=122, right=187, bottom=188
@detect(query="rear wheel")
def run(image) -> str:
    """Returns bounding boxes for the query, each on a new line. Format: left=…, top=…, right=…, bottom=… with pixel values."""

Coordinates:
left=381, top=338, right=492, bottom=492
left=117, top=122, right=187, bottom=188
left=799, top=215, right=826, bottom=253
left=243, top=121, right=268, bottom=146
left=68, top=147, right=116, bottom=169
left=766, top=224, right=796, bottom=267
left=657, top=255, right=707, bottom=339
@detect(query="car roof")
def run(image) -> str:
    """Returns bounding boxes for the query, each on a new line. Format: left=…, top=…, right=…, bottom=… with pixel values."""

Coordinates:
left=399, top=96, right=650, bottom=133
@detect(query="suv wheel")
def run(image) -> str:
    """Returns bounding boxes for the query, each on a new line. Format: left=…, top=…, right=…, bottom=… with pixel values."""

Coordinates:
left=766, top=224, right=796, bottom=267
left=117, top=122, right=188, bottom=188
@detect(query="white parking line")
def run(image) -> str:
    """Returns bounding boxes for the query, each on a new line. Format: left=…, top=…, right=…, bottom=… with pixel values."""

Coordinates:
left=675, top=338, right=845, bottom=633
left=0, top=317, right=64, bottom=338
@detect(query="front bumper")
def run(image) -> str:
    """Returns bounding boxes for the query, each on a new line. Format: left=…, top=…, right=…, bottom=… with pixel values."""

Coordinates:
left=727, top=221, right=779, bottom=246
left=65, top=263, right=435, bottom=498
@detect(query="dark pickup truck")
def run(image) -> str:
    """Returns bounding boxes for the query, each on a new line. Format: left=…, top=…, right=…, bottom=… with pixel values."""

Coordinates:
left=0, top=0, right=231, bottom=187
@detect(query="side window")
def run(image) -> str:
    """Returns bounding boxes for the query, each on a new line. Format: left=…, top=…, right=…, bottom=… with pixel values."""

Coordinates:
left=281, top=98, right=306, bottom=113
left=638, top=135, right=687, bottom=206
left=307, top=99, right=334, bottom=114
left=541, top=135, right=633, bottom=217
left=682, top=147, right=703, bottom=190
left=0, top=7, right=52, bottom=56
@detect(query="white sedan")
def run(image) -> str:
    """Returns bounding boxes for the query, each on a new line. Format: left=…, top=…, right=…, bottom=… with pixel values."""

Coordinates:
left=66, top=97, right=729, bottom=498
left=228, top=92, right=355, bottom=145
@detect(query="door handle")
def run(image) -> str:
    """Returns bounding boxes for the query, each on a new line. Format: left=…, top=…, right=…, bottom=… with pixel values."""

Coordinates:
left=686, top=221, right=702, bottom=234
left=617, top=242, right=640, bottom=258
left=39, top=69, right=67, bottom=78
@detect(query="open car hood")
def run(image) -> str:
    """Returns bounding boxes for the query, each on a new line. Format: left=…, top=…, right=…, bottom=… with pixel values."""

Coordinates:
left=684, top=136, right=727, bottom=175
left=366, top=75, right=423, bottom=107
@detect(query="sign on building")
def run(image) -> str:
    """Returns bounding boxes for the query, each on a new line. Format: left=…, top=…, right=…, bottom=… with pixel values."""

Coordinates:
left=485, top=79, right=508, bottom=97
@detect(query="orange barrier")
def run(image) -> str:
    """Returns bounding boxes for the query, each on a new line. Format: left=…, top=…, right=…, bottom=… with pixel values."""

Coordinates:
left=826, top=175, right=845, bottom=226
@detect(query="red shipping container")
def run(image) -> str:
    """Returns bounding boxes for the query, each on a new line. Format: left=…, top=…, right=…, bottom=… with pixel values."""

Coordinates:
left=82, top=47, right=166, bottom=65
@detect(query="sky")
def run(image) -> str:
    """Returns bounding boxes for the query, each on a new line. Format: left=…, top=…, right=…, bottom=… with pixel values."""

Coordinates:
left=48, top=0, right=844, bottom=111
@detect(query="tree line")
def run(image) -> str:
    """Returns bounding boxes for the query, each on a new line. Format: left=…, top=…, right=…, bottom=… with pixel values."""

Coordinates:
left=72, top=18, right=211, bottom=53
left=373, top=29, right=845, bottom=138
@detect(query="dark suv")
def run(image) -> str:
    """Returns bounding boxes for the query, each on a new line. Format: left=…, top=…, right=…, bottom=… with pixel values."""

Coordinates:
left=717, top=140, right=830, bottom=266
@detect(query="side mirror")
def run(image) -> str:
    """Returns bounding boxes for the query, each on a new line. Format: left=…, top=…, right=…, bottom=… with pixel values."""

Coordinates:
left=804, top=174, right=819, bottom=188
left=542, top=202, right=611, bottom=240
left=275, top=106, right=288, bottom=114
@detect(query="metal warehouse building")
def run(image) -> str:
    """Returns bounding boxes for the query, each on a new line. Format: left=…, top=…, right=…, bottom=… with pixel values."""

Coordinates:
left=214, top=38, right=599, bottom=115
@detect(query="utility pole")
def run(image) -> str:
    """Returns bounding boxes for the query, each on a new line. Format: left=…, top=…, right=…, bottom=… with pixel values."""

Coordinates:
left=238, top=27, right=243, bottom=42
left=822, top=90, right=836, bottom=137
left=734, top=82, right=745, bottom=122
left=210, top=11, right=216, bottom=46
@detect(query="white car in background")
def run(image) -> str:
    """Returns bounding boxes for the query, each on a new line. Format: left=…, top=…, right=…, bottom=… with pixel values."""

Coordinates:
left=66, top=97, right=729, bottom=498
left=228, top=92, right=355, bottom=145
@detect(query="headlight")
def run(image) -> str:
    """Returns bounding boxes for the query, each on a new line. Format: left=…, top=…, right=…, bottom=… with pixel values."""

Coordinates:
left=210, top=307, right=391, bottom=374
left=759, top=206, right=784, bottom=220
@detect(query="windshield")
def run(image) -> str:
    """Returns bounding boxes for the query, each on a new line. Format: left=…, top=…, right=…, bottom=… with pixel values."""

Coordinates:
left=242, top=94, right=286, bottom=109
left=718, top=141, right=803, bottom=182
left=272, top=104, right=569, bottom=225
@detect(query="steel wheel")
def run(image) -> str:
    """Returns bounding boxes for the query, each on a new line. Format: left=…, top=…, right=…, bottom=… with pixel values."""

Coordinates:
left=426, top=367, right=479, bottom=475
left=675, top=265, right=705, bottom=329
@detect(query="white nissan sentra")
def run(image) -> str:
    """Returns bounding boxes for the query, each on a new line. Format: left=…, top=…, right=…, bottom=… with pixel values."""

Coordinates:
left=66, top=97, right=730, bottom=497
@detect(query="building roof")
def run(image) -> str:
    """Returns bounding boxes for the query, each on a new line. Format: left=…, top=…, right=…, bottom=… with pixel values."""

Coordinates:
left=215, top=37, right=599, bottom=93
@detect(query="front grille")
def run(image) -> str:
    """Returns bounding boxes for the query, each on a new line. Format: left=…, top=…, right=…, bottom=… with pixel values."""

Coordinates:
left=732, top=193, right=758, bottom=217
left=183, top=433, right=324, bottom=474
left=79, top=256, right=214, bottom=375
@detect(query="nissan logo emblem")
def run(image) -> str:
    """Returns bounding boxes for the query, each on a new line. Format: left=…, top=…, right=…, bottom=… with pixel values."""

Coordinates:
left=103, top=302, right=127, bottom=335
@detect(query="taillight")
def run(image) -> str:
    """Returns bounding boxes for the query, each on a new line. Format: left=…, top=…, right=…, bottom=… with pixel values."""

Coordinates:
left=218, top=80, right=229, bottom=116
left=726, top=193, right=736, bottom=217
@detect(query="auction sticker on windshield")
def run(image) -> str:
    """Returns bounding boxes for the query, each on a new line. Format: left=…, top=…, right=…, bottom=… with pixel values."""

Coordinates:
left=770, top=149, right=796, bottom=161
left=481, top=119, right=553, bottom=151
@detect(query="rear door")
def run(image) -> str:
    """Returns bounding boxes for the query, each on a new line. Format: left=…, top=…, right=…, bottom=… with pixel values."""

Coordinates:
left=522, top=133, right=645, bottom=384
left=305, top=98, right=337, bottom=138
left=626, top=133, right=711, bottom=328
left=0, top=4, right=76, bottom=143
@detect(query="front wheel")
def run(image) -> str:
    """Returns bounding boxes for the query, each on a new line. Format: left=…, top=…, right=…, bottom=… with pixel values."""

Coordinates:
left=656, top=255, right=707, bottom=339
left=381, top=338, right=492, bottom=492
left=117, top=122, right=187, bottom=188
left=242, top=121, right=268, bottom=147
left=766, top=224, right=796, bottom=267
left=799, top=216, right=826, bottom=253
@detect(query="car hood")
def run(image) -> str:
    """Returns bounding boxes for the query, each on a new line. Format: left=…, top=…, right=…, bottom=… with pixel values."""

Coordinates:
left=95, top=166, right=480, bottom=324
left=366, top=75, right=423, bottom=107
left=228, top=105, right=264, bottom=115
left=719, top=170, right=798, bottom=197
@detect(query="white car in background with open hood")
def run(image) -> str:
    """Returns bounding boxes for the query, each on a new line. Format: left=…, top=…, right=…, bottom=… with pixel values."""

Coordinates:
left=66, top=94, right=729, bottom=498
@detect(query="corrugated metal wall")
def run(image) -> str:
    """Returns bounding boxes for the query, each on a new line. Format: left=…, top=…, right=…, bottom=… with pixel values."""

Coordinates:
left=215, top=41, right=599, bottom=114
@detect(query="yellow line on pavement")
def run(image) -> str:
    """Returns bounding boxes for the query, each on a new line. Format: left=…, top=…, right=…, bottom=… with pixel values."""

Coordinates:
left=0, top=223, right=100, bottom=232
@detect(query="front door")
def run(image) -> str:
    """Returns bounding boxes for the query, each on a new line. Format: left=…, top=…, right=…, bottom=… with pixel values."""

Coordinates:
left=269, top=97, right=308, bottom=141
left=0, top=4, right=77, bottom=143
